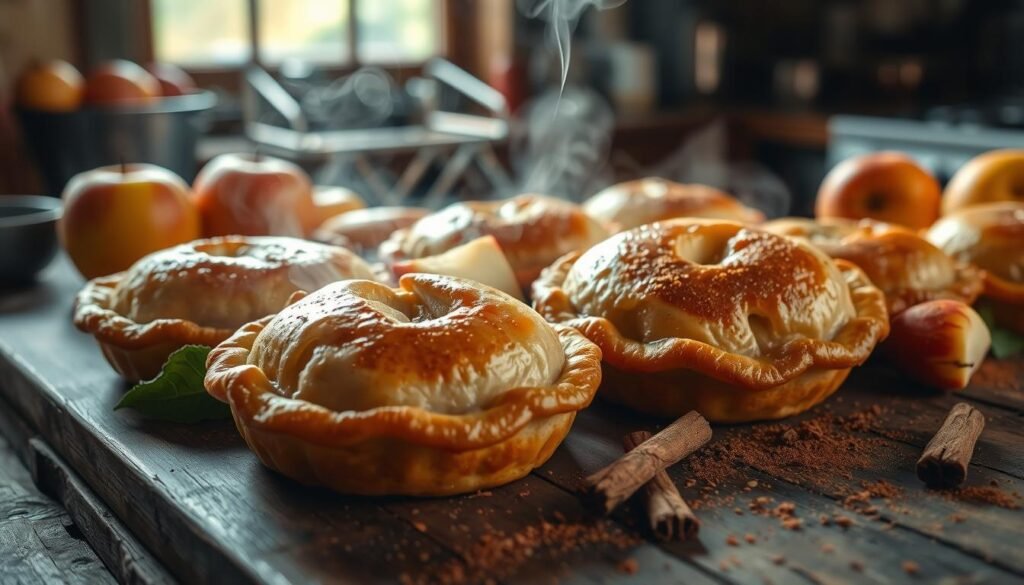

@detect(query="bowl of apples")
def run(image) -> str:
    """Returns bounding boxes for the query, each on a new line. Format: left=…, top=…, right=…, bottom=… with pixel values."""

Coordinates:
left=15, top=59, right=216, bottom=194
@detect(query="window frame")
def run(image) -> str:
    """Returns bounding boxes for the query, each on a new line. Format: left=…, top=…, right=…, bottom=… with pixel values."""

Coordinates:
left=140, top=0, right=463, bottom=88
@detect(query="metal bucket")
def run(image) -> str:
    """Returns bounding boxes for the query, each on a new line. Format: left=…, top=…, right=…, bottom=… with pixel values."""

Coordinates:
left=16, top=90, right=217, bottom=195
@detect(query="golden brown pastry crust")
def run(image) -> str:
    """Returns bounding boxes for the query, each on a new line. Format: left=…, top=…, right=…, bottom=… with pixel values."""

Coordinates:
left=764, top=217, right=984, bottom=315
left=926, top=202, right=1024, bottom=333
left=379, top=194, right=609, bottom=288
left=533, top=220, right=889, bottom=422
left=204, top=274, right=602, bottom=496
left=73, top=236, right=376, bottom=381
left=313, top=206, right=430, bottom=253
left=583, top=178, right=765, bottom=231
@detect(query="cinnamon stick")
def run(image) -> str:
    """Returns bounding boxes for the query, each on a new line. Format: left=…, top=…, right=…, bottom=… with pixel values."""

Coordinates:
left=916, top=402, right=985, bottom=488
left=584, top=410, right=712, bottom=514
left=624, top=431, right=701, bottom=541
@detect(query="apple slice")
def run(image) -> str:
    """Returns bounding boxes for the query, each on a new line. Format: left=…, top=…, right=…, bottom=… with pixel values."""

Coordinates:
left=882, top=300, right=992, bottom=390
left=392, top=236, right=525, bottom=301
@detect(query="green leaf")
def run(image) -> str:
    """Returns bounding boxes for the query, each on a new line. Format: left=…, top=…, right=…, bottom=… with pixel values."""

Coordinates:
left=977, top=304, right=1024, bottom=359
left=114, top=345, right=230, bottom=423
left=991, top=328, right=1024, bottom=359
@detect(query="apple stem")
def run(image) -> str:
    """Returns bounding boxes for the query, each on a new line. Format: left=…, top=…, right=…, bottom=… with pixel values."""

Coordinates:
left=119, top=156, right=127, bottom=174
left=252, top=144, right=262, bottom=163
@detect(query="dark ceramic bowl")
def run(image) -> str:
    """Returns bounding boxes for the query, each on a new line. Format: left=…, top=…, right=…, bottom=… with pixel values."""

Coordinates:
left=0, top=196, right=63, bottom=285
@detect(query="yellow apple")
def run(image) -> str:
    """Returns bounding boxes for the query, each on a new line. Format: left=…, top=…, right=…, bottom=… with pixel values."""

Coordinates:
left=942, top=149, right=1024, bottom=214
left=312, top=185, right=366, bottom=226
left=15, top=59, right=84, bottom=112
left=60, top=164, right=200, bottom=279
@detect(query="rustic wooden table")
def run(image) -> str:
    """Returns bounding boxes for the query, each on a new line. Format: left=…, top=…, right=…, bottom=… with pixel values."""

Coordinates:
left=1, top=257, right=1022, bottom=585
left=0, top=431, right=115, bottom=584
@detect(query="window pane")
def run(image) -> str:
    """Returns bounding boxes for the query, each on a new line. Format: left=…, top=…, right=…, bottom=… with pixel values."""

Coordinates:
left=259, top=0, right=350, bottom=64
left=357, top=0, right=441, bottom=63
left=152, top=0, right=251, bottom=66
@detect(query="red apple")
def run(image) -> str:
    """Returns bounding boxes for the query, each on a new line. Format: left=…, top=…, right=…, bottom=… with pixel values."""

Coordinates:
left=881, top=300, right=992, bottom=390
left=816, top=152, right=941, bottom=230
left=192, top=153, right=317, bottom=237
left=16, top=59, right=84, bottom=112
left=84, top=60, right=161, bottom=105
left=59, top=163, right=200, bottom=279
left=146, top=63, right=196, bottom=97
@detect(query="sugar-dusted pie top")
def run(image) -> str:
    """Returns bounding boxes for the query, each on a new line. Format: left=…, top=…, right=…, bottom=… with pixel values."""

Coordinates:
left=532, top=219, right=889, bottom=389
left=560, top=220, right=854, bottom=357
left=379, top=194, right=609, bottom=287
left=110, top=236, right=376, bottom=329
left=927, top=202, right=1024, bottom=286
left=583, top=178, right=765, bottom=231
left=248, top=274, right=565, bottom=414
left=765, top=217, right=984, bottom=314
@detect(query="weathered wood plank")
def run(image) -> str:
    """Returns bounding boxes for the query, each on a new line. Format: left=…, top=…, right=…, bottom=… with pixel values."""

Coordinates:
left=31, top=439, right=179, bottom=585
left=380, top=475, right=725, bottom=585
left=541, top=399, right=1024, bottom=584
left=0, top=433, right=116, bottom=585
left=0, top=391, right=175, bottom=585
left=953, top=358, right=1024, bottom=413
left=834, top=370, right=1024, bottom=480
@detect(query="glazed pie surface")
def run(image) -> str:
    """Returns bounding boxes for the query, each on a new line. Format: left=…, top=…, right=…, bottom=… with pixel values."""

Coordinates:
left=764, top=217, right=983, bottom=315
left=926, top=202, right=1024, bottom=332
left=313, top=206, right=430, bottom=256
left=74, top=236, right=376, bottom=381
left=583, top=178, right=765, bottom=231
left=380, top=194, right=608, bottom=287
left=533, top=219, right=889, bottom=422
left=204, top=274, right=602, bottom=495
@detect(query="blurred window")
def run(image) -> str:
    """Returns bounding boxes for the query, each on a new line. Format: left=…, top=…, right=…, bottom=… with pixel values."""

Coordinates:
left=151, top=0, right=443, bottom=68
left=356, top=0, right=440, bottom=63
left=152, top=0, right=251, bottom=66
left=259, top=0, right=351, bottom=64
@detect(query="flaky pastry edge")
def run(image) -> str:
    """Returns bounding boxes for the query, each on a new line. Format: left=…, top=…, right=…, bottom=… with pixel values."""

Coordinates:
left=203, top=302, right=602, bottom=451
left=73, top=272, right=234, bottom=350
left=532, top=251, right=890, bottom=390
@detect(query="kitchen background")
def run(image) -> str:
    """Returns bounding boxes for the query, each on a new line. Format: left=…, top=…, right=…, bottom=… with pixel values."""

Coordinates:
left=3, top=0, right=1024, bottom=216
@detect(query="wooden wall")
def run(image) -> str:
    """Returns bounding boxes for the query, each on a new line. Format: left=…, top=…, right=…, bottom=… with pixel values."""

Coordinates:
left=0, top=0, right=79, bottom=194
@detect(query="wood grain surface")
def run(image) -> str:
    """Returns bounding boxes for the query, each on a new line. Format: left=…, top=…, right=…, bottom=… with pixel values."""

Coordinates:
left=0, top=428, right=114, bottom=584
left=1, top=257, right=1022, bottom=585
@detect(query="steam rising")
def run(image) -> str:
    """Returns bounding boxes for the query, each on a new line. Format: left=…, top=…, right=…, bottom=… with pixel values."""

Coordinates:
left=649, top=121, right=791, bottom=218
left=519, top=0, right=628, bottom=97
left=298, top=68, right=398, bottom=129
left=510, top=87, right=615, bottom=200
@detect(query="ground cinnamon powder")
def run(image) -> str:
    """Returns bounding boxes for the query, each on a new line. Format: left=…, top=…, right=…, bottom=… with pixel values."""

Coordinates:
left=402, top=517, right=641, bottom=585
left=944, top=485, right=1021, bottom=509
left=686, top=406, right=890, bottom=502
